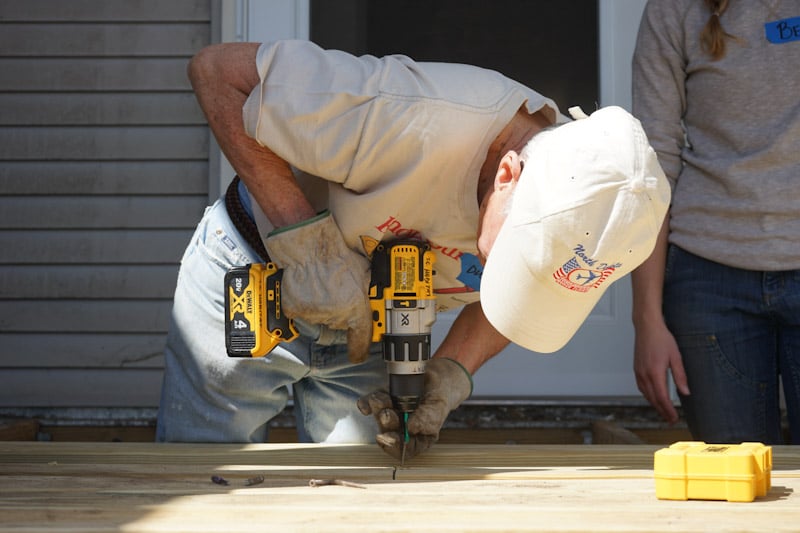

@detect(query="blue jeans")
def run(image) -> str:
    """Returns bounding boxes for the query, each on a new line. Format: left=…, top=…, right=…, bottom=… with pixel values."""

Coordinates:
left=156, top=199, right=385, bottom=443
left=663, top=246, right=800, bottom=444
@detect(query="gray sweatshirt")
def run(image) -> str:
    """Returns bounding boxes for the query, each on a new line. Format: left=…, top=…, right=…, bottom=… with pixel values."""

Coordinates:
left=633, top=0, right=800, bottom=270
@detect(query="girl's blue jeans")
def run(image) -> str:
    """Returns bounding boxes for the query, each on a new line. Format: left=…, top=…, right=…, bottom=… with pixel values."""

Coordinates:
left=664, top=245, right=800, bottom=444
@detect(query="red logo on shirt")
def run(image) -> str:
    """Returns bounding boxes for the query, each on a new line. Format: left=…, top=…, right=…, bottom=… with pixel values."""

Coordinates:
left=374, top=216, right=464, bottom=260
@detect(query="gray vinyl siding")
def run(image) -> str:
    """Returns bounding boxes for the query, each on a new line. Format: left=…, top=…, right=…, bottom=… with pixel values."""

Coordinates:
left=0, top=0, right=214, bottom=410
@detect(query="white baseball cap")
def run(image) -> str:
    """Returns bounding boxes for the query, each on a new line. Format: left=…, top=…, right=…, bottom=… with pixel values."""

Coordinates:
left=480, top=106, right=670, bottom=353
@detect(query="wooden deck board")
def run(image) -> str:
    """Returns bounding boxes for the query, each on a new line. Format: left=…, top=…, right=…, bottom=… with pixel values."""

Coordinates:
left=1, top=442, right=798, bottom=532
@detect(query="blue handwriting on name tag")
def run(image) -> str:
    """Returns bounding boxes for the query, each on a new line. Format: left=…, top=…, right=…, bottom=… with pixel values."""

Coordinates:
left=765, top=16, right=800, bottom=44
left=457, top=253, right=483, bottom=291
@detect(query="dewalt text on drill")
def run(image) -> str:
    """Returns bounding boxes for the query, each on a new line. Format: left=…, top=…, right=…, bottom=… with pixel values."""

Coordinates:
left=223, top=240, right=436, bottom=458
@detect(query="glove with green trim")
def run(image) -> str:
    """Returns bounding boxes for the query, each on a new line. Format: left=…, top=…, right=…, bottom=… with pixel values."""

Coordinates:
left=357, top=357, right=473, bottom=461
left=265, top=210, right=372, bottom=363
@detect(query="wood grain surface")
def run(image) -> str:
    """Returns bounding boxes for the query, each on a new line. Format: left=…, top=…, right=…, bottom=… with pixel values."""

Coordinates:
left=1, top=442, right=798, bottom=532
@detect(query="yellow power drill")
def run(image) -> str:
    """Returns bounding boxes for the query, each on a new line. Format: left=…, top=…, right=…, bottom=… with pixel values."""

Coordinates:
left=224, top=240, right=436, bottom=454
left=367, top=241, right=436, bottom=417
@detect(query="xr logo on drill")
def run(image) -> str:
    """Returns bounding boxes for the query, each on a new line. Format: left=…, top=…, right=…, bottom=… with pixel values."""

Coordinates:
left=401, top=313, right=410, bottom=327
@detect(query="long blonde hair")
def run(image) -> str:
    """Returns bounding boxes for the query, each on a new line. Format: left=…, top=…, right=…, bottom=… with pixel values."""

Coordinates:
left=700, top=0, right=734, bottom=60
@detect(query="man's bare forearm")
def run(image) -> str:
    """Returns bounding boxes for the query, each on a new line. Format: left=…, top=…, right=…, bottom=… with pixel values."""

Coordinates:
left=433, top=301, right=509, bottom=375
left=631, top=217, right=669, bottom=326
left=188, top=43, right=315, bottom=228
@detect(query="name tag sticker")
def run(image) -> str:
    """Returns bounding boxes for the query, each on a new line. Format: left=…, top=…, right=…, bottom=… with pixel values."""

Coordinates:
left=456, top=253, right=483, bottom=291
left=765, top=16, right=800, bottom=44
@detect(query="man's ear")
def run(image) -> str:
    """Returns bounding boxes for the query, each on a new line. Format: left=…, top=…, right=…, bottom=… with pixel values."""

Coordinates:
left=495, top=150, right=523, bottom=190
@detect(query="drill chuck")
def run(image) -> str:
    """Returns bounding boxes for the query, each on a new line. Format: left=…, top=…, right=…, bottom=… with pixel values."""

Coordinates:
left=383, top=320, right=434, bottom=412
left=389, top=373, right=425, bottom=412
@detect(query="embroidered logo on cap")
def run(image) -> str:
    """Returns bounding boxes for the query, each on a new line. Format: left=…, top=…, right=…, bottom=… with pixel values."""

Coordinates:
left=553, top=257, right=615, bottom=292
left=552, top=244, right=621, bottom=293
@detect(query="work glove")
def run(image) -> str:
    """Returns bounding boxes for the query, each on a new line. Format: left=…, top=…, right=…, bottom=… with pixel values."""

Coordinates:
left=265, top=210, right=373, bottom=363
left=357, top=357, right=473, bottom=461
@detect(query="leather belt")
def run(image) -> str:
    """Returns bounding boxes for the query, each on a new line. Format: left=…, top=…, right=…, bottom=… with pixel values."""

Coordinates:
left=224, top=176, right=270, bottom=261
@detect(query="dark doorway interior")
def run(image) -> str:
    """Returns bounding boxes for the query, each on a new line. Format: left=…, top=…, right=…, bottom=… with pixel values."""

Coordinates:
left=311, top=0, right=599, bottom=113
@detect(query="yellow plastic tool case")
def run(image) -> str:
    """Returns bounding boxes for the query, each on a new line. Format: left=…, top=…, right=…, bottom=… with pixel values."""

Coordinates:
left=654, top=441, right=772, bottom=502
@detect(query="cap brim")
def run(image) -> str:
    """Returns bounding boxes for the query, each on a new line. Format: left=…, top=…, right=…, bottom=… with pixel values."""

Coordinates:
left=480, top=213, right=604, bottom=354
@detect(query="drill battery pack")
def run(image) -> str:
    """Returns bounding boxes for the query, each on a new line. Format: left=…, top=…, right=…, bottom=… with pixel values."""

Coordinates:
left=224, top=263, right=299, bottom=357
left=654, top=441, right=772, bottom=502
